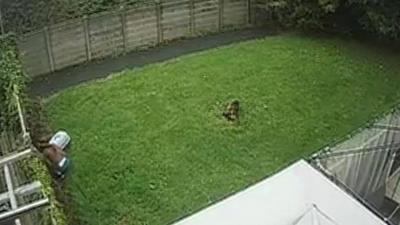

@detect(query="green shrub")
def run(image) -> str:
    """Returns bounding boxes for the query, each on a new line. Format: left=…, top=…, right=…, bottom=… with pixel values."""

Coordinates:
left=22, top=157, right=67, bottom=225
left=0, top=0, right=152, bottom=34
left=263, top=0, right=400, bottom=40
left=356, top=0, right=400, bottom=40
left=0, top=35, right=27, bottom=131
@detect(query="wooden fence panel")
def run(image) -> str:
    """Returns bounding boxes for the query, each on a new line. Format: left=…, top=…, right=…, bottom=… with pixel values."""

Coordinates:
left=223, top=0, right=248, bottom=28
left=50, top=20, right=87, bottom=71
left=17, top=0, right=252, bottom=77
left=125, top=5, right=158, bottom=51
left=194, top=0, right=219, bottom=34
left=89, top=13, right=124, bottom=59
left=161, top=0, right=191, bottom=41
left=17, top=31, right=51, bottom=76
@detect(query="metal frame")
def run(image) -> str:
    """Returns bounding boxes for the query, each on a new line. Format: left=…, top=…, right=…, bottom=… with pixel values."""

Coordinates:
left=315, top=143, right=400, bottom=160
left=0, top=149, right=32, bottom=167
left=0, top=199, right=49, bottom=221
left=374, top=124, right=400, bottom=132
left=0, top=149, right=49, bottom=224
left=310, top=112, right=400, bottom=225
left=0, top=87, right=50, bottom=225
left=0, top=181, right=42, bottom=204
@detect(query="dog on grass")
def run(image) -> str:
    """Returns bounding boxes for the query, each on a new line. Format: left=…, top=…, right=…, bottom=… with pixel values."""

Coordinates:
left=223, top=100, right=240, bottom=122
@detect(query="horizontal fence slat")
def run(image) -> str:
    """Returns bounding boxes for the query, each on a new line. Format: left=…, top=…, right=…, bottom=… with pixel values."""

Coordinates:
left=126, top=38, right=158, bottom=51
left=195, top=9, right=219, bottom=18
left=162, top=0, right=190, bottom=8
left=126, top=25, right=158, bottom=36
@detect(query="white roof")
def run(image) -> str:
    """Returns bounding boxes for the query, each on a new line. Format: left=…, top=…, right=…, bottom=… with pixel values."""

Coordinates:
left=173, top=160, right=386, bottom=225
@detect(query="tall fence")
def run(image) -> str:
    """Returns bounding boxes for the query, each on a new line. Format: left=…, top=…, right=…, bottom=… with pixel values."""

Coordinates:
left=311, top=110, right=400, bottom=225
left=17, top=0, right=255, bottom=77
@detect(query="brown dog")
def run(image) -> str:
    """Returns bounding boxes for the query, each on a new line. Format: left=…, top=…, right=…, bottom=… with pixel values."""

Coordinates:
left=223, top=100, right=240, bottom=122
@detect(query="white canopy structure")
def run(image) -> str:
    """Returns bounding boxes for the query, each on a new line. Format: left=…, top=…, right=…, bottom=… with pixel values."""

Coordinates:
left=173, top=160, right=386, bottom=225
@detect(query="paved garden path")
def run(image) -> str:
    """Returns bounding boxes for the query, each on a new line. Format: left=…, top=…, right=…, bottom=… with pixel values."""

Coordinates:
left=30, top=28, right=270, bottom=96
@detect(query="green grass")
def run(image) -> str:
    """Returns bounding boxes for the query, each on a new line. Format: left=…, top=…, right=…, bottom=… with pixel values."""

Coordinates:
left=47, top=35, right=400, bottom=225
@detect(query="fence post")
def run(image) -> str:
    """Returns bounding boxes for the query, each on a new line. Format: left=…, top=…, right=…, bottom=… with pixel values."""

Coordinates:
left=218, top=0, right=224, bottom=32
left=0, top=6, right=4, bottom=35
left=189, top=0, right=195, bottom=35
left=155, top=0, right=163, bottom=44
left=83, top=16, right=92, bottom=61
left=120, top=6, right=127, bottom=52
left=43, top=27, right=55, bottom=73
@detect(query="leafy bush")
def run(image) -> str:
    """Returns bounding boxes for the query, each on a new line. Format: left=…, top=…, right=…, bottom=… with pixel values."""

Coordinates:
left=0, top=35, right=27, bottom=131
left=356, top=0, right=400, bottom=40
left=0, top=0, right=151, bottom=34
left=263, top=0, right=400, bottom=40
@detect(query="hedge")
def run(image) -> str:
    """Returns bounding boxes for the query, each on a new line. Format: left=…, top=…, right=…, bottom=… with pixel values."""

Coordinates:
left=0, top=35, right=67, bottom=225
left=0, top=35, right=27, bottom=131
left=263, top=0, right=400, bottom=40
left=0, top=0, right=151, bottom=34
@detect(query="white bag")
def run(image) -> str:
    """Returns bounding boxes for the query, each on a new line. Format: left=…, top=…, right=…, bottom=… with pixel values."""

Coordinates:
left=49, top=131, right=71, bottom=150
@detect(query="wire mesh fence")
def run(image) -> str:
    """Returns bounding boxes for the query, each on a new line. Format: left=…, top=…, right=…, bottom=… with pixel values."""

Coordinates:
left=311, top=109, right=400, bottom=225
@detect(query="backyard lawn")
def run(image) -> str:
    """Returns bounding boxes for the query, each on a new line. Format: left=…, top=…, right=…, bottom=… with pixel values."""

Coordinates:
left=47, top=35, right=400, bottom=225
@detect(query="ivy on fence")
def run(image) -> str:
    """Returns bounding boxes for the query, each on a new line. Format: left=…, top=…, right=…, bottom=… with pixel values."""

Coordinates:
left=0, top=35, right=27, bottom=132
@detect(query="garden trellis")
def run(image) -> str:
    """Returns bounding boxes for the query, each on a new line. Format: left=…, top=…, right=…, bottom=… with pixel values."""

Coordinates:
left=0, top=90, right=49, bottom=225
left=311, top=109, right=400, bottom=225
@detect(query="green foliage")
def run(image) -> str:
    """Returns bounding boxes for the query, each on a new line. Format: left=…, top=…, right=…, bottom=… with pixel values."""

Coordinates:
left=263, top=0, right=400, bottom=40
left=1, top=0, right=75, bottom=34
left=48, top=35, right=400, bottom=225
left=265, top=0, right=341, bottom=29
left=0, top=36, right=67, bottom=225
left=0, top=0, right=152, bottom=34
left=23, top=100, right=68, bottom=225
left=23, top=157, right=67, bottom=225
left=356, top=0, right=400, bottom=39
left=0, top=35, right=27, bottom=132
